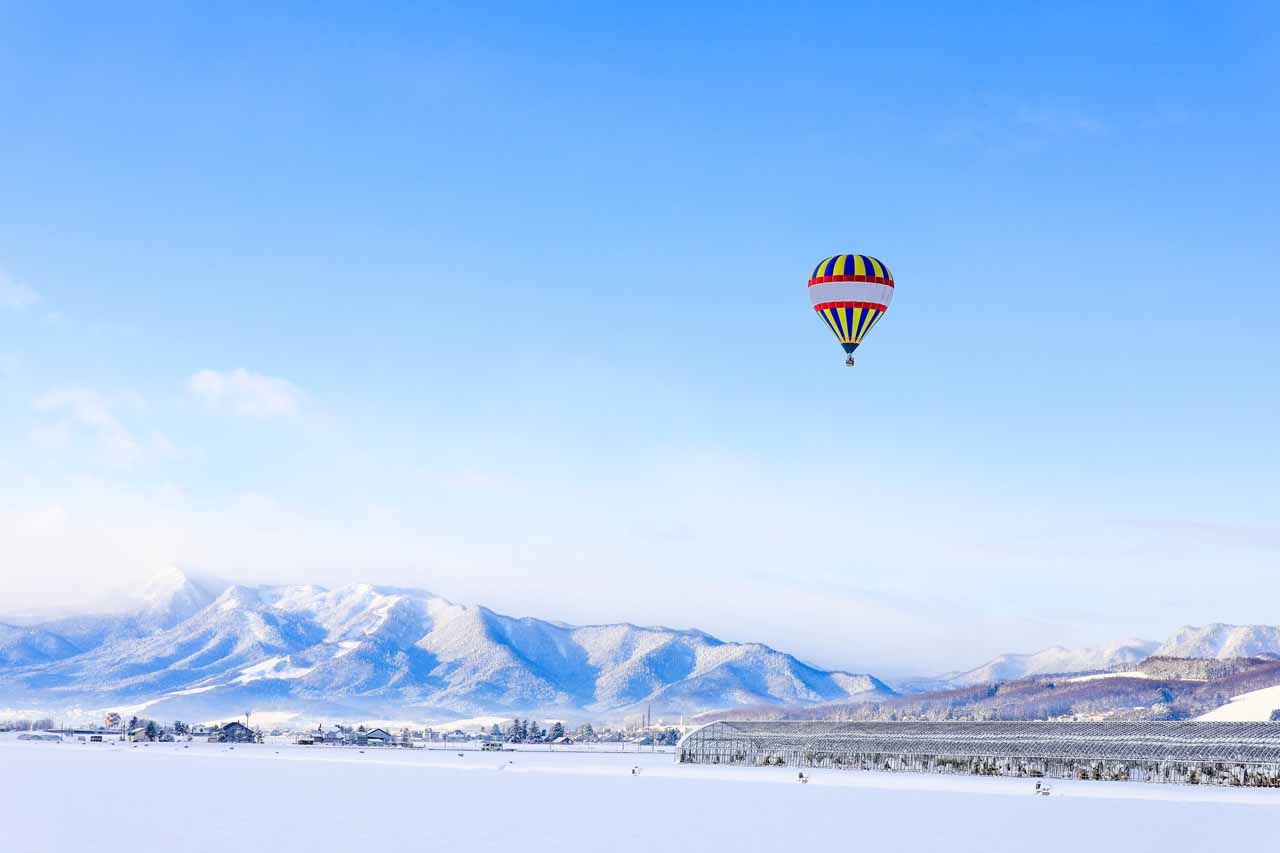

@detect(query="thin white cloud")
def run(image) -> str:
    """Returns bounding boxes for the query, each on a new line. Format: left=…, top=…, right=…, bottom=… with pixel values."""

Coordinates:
left=937, top=96, right=1104, bottom=151
left=189, top=368, right=302, bottom=418
left=0, top=271, right=39, bottom=308
left=1014, top=103, right=1104, bottom=135
left=31, top=388, right=172, bottom=467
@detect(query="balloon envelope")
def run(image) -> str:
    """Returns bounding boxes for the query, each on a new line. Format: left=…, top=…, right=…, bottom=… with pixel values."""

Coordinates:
left=808, top=254, right=894, bottom=355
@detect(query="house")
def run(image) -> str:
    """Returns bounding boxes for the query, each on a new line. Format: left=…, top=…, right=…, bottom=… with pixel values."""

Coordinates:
left=128, top=727, right=150, bottom=742
left=209, top=721, right=257, bottom=743
left=362, top=728, right=392, bottom=746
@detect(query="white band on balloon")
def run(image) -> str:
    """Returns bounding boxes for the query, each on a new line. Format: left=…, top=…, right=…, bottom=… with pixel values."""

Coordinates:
left=808, top=281, right=895, bottom=308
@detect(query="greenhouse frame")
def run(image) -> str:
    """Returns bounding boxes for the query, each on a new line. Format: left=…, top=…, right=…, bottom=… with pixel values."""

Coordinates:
left=677, top=720, right=1280, bottom=787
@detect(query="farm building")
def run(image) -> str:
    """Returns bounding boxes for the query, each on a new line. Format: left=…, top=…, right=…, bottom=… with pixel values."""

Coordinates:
left=209, top=722, right=258, bottom=744
left=361, top=728, right=393, bottom=746
left=678, top=720, right=1280, bottom=787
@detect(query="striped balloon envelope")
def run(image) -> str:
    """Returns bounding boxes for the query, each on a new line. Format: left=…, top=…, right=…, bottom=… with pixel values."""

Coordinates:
left=807, top=254, right=894, bottom=364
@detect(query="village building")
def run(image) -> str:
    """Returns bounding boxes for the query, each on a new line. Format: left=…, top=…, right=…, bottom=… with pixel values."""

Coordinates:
left=209, top=721, right=258, bottom=743
left=361, top=728, right=393, bottom=746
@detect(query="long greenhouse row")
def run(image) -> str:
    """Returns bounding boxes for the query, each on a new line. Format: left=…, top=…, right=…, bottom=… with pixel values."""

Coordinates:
left=677, top=720, right=1280, bottom=787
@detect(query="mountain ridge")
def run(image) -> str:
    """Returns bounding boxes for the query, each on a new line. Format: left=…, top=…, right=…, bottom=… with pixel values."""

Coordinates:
left=1155, top=623, right=1280, bottom=659
left=0, top=570, right=892, bottom=720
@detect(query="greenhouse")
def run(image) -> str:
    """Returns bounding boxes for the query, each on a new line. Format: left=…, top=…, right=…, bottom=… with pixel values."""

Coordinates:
left=677, top=720, right=1280, bottom=787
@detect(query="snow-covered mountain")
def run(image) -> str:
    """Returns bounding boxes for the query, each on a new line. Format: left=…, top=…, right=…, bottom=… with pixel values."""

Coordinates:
left=0, top=571, right=892, bottom=720
left=899, top=625, right=1280, bottom=694
left=1155, top=624, right=1280, bottom=660
left=1, top=568, right=226, bottom=662
left=0, top=623, right=82, bottom=667
left=898, top=638, right=1160, bottom=692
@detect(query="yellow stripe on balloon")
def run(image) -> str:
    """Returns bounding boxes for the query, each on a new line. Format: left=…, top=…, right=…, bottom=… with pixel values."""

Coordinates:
left=824, top=308, right=840, bottom=341
left=863, top=310, right=882, bottom=338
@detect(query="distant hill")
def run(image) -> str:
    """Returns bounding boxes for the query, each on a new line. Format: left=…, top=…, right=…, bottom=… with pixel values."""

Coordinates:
left=0, top=570, right=892, bottom=721
left=782, top=625, right=1280, bottom=724
left=898, top=639, right=1160, bottom=692
left=1155, top=624, right=1280, bottom=659
left=741, top=656, right=1280, bottom=724
left=893, top=624, right=1280, bottom=695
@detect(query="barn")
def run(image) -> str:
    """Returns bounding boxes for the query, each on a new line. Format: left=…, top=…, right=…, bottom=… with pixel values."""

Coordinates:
left=210, top=721, right=258, bottom=744
left=362, top=728, right=393, bottom=746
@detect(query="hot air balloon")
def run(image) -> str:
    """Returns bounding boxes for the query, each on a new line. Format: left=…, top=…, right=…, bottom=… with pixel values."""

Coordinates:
left=105, top=712, right=122, bottom=728
left=808, top=254, right=894, bottom=365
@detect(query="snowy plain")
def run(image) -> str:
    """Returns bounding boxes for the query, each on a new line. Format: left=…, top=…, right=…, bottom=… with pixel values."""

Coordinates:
left=2, top=736, right=1278, bottom=853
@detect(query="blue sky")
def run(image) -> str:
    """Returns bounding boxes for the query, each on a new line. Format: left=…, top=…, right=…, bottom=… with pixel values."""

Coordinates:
left=1, top=2, right=1278, bottom=676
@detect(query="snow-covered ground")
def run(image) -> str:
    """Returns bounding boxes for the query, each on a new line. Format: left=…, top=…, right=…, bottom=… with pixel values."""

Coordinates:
left=1198, top=684, right=1280, bottom=721
left=3, top=736, right=1277, bottom=852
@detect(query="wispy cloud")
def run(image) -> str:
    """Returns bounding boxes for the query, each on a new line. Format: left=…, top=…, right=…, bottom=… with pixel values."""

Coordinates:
left=1013, top=103, right=1105, bottom=135
left=31, top=388, right=171, bottom=467
left=937, top=96, right=1105, bottom=151
left=189, top=368, right=302, bottom=418
left=0, top=271, right=40, bottom=309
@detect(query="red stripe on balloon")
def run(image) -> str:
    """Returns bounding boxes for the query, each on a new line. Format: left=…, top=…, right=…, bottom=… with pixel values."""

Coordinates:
left=807, top=275, right=894, bottom=287
left=813, top=301, right=888, bottom=311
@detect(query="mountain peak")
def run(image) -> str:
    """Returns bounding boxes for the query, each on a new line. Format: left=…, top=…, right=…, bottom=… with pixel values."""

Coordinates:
left=130, top=567, right=225, bottom=626
left=133, top=567, right=200, bottom=602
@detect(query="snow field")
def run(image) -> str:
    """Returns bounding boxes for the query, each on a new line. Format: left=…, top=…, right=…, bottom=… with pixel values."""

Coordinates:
left=1198, top=684, right=1280, bottom=721
left=2, top=738, right=1278, bottom=852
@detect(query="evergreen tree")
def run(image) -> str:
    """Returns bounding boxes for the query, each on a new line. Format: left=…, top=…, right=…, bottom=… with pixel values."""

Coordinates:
left=144, top=720, right=158, bottom=741
left=549, top=721, right=565, bottom=741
